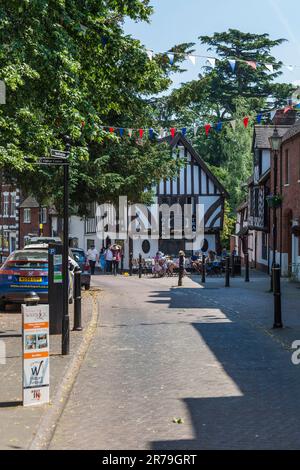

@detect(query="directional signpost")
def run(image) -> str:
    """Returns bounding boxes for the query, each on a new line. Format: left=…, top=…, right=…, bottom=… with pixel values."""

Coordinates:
left=28, top=142, right=71, bottom=356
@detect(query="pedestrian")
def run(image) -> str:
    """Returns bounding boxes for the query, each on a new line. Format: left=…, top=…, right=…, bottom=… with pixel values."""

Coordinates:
left=111, top=244, right=121, bottom=276
left=104, top=245, right=113, bottom=273
left=99, top=248, right=106, bottom=272
left=87, top=244, right=99, bottom=275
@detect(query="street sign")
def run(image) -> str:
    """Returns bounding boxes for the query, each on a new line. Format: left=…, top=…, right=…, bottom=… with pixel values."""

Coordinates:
left=22, top=304, right=50, bottom=406
left=38, top=157, right=69, bottom=165
left=50, top=149, right=70, bottom=159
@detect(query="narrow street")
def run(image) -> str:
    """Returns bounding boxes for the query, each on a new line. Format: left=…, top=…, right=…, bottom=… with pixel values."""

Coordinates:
left=49, top=275, right=300, bottom=450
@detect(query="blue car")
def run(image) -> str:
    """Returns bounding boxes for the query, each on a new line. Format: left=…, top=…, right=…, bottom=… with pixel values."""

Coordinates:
left=0, top=249, right=49, bottom=309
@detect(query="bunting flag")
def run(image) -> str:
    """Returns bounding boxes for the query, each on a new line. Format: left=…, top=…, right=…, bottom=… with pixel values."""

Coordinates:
left=188, top=55, right=196, bottom=65
left=146, top=50, right=153, bottom=61
left=228, top=59, right=236, bottom=72
left=89, top=103, right=300, bottom=143
left=204, top=124, right=211, bottom=136
left=256, top=113, right=263, bottom=124
left=167, top=53, right=174, bottom=65
left=246, top=61, right=257, bottom=70
left=243, top=117, right=249, bottom=128
left=207, top=58, right=216, bottom=68
left=265, top=64, right=274, bottom=73
left=81, top=120, right=85, bottom=129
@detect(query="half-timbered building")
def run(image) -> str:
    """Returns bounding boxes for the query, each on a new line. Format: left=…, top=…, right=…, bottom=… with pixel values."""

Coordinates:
left=71, top=132, right=228, bottom=267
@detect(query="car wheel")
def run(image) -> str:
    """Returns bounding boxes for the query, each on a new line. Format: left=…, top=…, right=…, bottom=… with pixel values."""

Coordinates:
left=0, top=301, right=6, bottom=312
left=85, top=284, right=90, bottom=290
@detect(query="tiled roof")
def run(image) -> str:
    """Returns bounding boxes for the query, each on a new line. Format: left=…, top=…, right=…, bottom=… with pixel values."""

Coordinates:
left=282, top=120, right=300, bottom=143
left=19, top=196, right=39, bottom=208
left=254, top=125, right=291, bottom=149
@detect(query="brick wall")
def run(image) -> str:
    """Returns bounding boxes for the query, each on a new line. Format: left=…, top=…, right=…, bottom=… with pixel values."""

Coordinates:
left=19, top=207, right=51, bottom=248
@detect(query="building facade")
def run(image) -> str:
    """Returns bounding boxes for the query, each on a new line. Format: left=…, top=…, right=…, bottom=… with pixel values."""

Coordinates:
left=71, top=132, right=228, bottom=266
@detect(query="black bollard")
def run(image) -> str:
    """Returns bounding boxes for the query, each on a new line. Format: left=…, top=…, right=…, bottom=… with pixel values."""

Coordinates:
left=178, top=253, right=184, bottom=287
left=245, top=252, right=250, bottom=282
left=138, top=253, right=142, bottom=279
left=273, top=264, right=283, bottom=329
left=129, top=252, right=133, bottom=276
left=201, top=254, right=206, bottom=283
left=225, top=256, right=230, bottom=287
left=73, top=270, right=82, bottom=331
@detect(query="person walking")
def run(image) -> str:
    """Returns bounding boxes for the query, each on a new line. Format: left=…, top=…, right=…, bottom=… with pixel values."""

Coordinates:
left=87, top=244, right=99, bottom=275
left=104, top=245, right=113, bottom=274
left=111, top=244, right=121, bottom=276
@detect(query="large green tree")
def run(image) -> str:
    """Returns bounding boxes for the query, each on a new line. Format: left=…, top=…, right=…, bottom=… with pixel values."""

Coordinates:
left=0, top=0, right=192, bottom=213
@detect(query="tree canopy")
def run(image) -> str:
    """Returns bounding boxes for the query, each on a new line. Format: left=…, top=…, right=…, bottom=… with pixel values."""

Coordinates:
left=0, top=0, right=192, bottom=213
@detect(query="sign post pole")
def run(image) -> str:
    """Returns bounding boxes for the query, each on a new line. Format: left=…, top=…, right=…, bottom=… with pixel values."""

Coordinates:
left=62, top=136, right=71, bottom=356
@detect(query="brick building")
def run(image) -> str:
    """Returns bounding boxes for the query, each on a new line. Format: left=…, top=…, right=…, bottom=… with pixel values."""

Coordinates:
left=271, top=121, right=300, bottom=278
left=0, top=184, right=20, bottom=260
left=19, top=196, right=52, bottom=248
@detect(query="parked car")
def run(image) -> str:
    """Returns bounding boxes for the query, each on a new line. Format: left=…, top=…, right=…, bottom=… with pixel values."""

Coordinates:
left=70, top=248, right=91, bottom=290
left=26, top=236, right=62, bottom=245
left=0, top=249, right=49, bottom=308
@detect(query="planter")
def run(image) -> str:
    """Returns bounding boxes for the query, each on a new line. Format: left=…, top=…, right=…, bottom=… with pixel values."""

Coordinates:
left=266, top=194, right=283, bottom=209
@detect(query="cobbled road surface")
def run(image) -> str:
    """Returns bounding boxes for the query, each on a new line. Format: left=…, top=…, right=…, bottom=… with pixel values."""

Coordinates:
left=49, top=275, right=300, bottom=450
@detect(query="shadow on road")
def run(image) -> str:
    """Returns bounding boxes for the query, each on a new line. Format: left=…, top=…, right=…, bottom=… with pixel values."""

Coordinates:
left=147, top=286, right=300, bottom=450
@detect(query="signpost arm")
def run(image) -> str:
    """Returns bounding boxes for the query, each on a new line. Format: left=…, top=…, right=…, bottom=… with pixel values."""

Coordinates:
left=62, top=137, right=71, bottom=356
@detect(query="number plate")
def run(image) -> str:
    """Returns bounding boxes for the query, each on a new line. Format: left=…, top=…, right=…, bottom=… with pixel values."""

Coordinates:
left=19, top=277, right=42, bottom=283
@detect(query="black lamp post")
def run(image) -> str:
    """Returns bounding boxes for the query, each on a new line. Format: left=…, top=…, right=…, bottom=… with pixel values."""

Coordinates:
left=268, top=128, right=283, bottom=328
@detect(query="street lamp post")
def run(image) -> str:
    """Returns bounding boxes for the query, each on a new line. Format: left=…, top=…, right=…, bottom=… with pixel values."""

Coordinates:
left=268, top=128, right=283, bottom=328
left=268, top=128, right=282, bottom=292
left=62, top=136, right=71, bottom=355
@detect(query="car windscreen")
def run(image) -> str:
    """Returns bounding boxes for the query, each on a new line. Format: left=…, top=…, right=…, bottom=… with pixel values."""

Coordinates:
left=4, top=251, right=48, bottom=269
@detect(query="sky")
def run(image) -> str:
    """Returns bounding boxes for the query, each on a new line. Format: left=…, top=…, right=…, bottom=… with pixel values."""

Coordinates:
left=124, top=0, right=300, bottom=91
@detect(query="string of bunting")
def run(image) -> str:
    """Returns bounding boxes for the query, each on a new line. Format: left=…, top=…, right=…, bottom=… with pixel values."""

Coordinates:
left=146, top=49, right=300, bottom=73
left=82, top=103, right=300, bottom=140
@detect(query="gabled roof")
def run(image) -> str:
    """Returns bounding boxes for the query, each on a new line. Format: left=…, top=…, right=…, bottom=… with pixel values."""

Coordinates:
left=253, top=125, right=291, bottom=150
left=159, top=132, right=229, bottom=198
left=19, top=196, right=39, bottom=208
left=282, top=120, right=300, bottom=143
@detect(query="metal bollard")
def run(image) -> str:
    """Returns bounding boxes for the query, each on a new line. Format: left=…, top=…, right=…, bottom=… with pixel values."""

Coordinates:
left=201, top=254, right=206, bottom=283
left=273, top=264, right=283, bottom=329
left=178, top=254, right=184, bottom=287
left=138, top=253, right=142, bottom=279
left=129, top=252, right=133, bottom=276
left=24, top=292, right=40, bottom=306
left=73, top=270, right=82, bottom=331
left=225, top=256, right=230, bottom=287
left=245, top=252, right=250, bottom=282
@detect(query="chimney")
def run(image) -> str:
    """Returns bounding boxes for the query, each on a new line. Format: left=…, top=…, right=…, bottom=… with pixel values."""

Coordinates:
left=272, top=109, right=297, bottom=126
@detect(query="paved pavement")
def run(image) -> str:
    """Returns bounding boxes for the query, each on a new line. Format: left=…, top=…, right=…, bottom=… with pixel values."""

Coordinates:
left=49, top=272, right=300, bottom=450
left=0, top=292, right=94, bottom=450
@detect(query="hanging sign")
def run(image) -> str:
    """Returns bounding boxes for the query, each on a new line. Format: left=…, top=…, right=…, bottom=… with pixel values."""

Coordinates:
left=22, top=304, right=50, bottom=406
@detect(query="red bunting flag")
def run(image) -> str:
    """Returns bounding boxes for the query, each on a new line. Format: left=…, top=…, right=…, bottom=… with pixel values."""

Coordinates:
left=246, top=61, right=257, bottom=70
left=243, top=117, right=249, bottom=128
left=170, top=127, right=176, bottom=138
left=109, top=127, right=114, bottom=133
left=283, top=105, right=293, bottom=114
left=81, top=120, right=85, bottom=129
left=139, top=129, right=144, bottom=139
left=204, top=124, right=211, bottom=136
